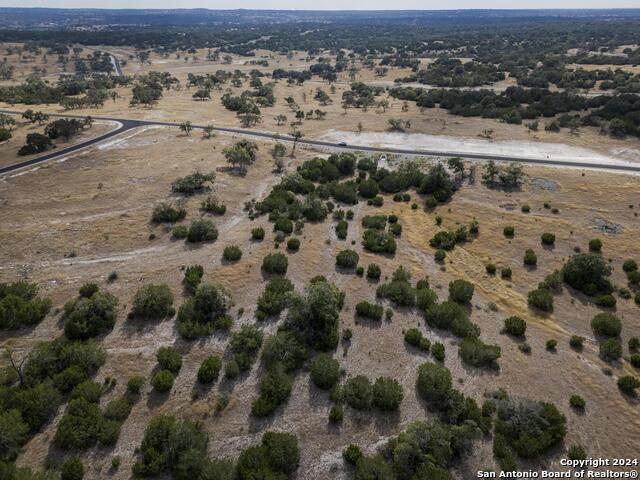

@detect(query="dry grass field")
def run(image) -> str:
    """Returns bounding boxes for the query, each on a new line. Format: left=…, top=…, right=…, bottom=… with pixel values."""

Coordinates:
left=1, top=40, right=640, bottom=480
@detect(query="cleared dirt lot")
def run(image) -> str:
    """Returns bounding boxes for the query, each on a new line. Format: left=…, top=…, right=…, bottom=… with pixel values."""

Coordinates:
left=1, top=126, right=639, bottom=478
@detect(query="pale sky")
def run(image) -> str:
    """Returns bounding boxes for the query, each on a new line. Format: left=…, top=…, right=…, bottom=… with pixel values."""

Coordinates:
left=3, top=1, right=640, bottom=9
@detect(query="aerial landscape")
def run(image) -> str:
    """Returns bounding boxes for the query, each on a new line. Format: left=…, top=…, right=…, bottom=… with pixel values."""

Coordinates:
left=1, top=6, right=640, bottom=480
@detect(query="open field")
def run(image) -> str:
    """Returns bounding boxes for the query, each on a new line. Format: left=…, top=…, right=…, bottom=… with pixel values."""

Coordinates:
left=1, top=11, right=640, bottom=479
left=2, top=125, right=640, bottom=478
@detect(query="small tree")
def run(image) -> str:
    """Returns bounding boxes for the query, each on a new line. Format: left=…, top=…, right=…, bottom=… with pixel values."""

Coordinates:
left=290, top=130, right=303, bottom=156
left=179, top=121, right=193, bottom=136
left=202, top=125, right=215, bottom=139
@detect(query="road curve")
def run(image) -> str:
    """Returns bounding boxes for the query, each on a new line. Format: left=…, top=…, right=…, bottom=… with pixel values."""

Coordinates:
left=1, top=109, right=639, bottom=175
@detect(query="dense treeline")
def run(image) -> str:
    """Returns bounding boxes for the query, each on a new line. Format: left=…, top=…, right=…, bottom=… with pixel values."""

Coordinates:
left=1, top=12, right=639, bottom=60
left=390, top=85, right=640, bottom=137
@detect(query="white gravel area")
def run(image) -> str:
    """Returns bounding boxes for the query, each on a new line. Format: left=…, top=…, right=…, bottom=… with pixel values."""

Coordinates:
left=318, top=129, right=639, bottom=168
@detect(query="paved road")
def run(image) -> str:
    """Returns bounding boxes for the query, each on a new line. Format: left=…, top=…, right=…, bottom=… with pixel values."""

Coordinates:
left=1, top=109, right=639, bottom=175
left=108, top=53, right=124, bottom=77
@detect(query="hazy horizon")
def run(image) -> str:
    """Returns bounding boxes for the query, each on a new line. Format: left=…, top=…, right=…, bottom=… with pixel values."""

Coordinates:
left=2, top=2, right=640, bottom=10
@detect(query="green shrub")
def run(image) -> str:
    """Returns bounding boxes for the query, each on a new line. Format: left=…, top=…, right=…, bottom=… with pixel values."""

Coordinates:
left=376, top=269, right=416, bottom=307
left=71, top=380, right=103, bottom=403
left=627, top=270, right=640, bottom=284
left=0, top=410, right=27, bottom=460
left=130, top=284, right=173, bottom=320
left=416, top=362, right=451, bottom=406
left=310, top=354, right=340, bottom=390
left=335, top=220, right=348, bottom=240
left=448, top=279, right=474, bottom=304
left=563, top=253, right=612, bottom=296
left=591, top=313, right=621, bottom=337
left=486, top=263, right=497, bottom=275
left=172, top=171, right=215, bottom=195
left=329, top=405, right=344, bottom=423
left=197, top=355, right=222, bottom=384
left=368, top=195, right=384, bottom=207
left=343, top=444, right=363, bottom=465
left=230, top=324, right=264, bottom=371
left=528, top=287, right=553, bottom=312
left=60, top=457, right=84, bottom=480
left=416, top=288, right=438, bottom=310
left=171, top=225, right=188, bottom=239
left=201, top=195, right=227, bottom=214
left=501, top=267, right=512, bottom=279
left=541, top=233, right=555, bottom=245
left=187, top=219, right=218, bottom=243
left=285, top=279, right=342, bottom=351
left=151, top=202, right=186, bottom=223
left=434, top=249, right=446, bottom=262
left=78, top=283, right=98, bottom=298
left=623, top=259, right=638, bottom=272
left=521, top=204, right=530, bottom=213
left=431, top=342, right=445, bottom=361
left=287, top=237, right=300, bottom=251
left=183, top=264, right=204, bottom=293
left=425, top=301, right=478, bottom=338
left=372, top=377, right=404, bottom=411
left=260, top=331, right=307, bottom=372
left=594, top=294, right=616, bottom=308
left=617, top=375, right=640, bottom=394
left=104, top=398, right=132, bottom=422
left=366, top=264, right=381, bottom=280
left=389, top=223, right=402, bottom=237
left=262, top=253, right=288, bottom=275
left=358, top=179, right=379, bottom=198
left=568, top=445, right=587, bottom=461
left=156, top=347, right=182, bottom=374
left=152, top=370, right=174, bottom=393
left=503, top=316, right=526, bottom=337
left=274, top=216, right=294, bottom=235
left=362, top=215, right=387, bottom=230
left=221, top=245, right=242, bottom=262
left=0, top=281, right=52, bottom=330
left=344, top=375, right=373, bottom=410
left=569, top=335, right=584, bottom=350
left=54, top=397, right=114, bottom=449
left=631, top=354, right=640, bottom=368
left=541, top=270, right=563, bottom=290
left=177, top=283, right=232, bottom=339
left=251, top=227, right=265, bottom=240
left=494, top=396, right=566, bottom=460
left=599, top=338, right=622, bottom=361
left=523, top=249, right=537, bottom=266
left=251, top=365, right=292, bottom=417
left=503, top=225, right=515, bottom=237
left=630, top=337, right=640, bottom=353
left=63, top=290, right=118, bottom=340
left=132, top=415, right=214, bottom=478
left=429, top=231, right=456, bottom=251
left=224, top=360, right=240, bottom=379
left=459, top=337, right=501, bottom=367
left=404, top=328, right=430, bottom=352
left=569, top=395, right=585, bottom=410
left=362, top=229, right=397, bottom=254
left=0, top=127, right=11, bottom=142
left=355, top=301, right=383, bottom=321
left=256, top=276, right=294, bottom=320
left=127, top=376, right=144, bottom=395
left=589, top=238, right=602, bottom=253
left=336, top=249, right=359, bottom=269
